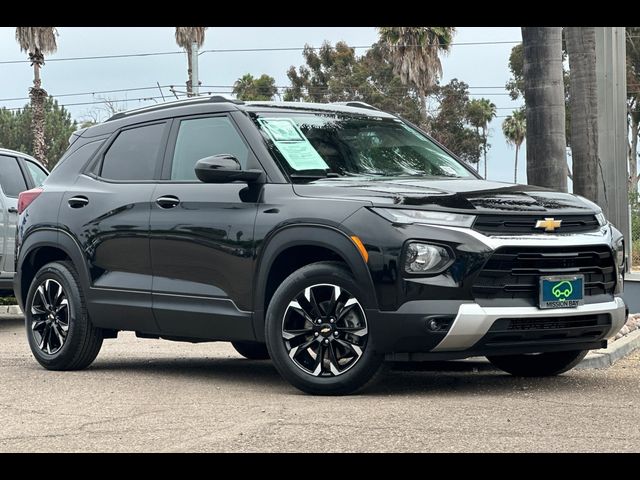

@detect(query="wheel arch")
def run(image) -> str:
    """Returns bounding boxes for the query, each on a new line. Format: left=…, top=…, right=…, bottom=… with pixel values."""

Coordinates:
left=252, top=224, right=377, bottom=342
left=16, top=229, right=90, bottom=308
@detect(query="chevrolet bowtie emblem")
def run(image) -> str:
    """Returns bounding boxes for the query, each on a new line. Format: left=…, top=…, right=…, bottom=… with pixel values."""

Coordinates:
left=535, top=218, right=562, bottom=232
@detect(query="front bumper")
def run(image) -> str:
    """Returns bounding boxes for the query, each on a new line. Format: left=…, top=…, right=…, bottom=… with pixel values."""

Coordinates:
left=373, top=296, right=627, bottom=359
left=432, top=296, right=626, bottom=352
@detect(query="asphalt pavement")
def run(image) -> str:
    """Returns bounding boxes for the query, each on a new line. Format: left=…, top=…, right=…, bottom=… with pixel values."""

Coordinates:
left=1, top=314, right=638, bottom=452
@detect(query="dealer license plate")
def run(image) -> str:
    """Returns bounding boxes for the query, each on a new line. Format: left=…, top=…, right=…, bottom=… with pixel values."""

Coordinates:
left=539, top=275, right=584, bottom=309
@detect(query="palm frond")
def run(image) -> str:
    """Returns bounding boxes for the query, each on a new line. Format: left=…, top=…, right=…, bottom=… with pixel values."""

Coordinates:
left=15, top=27, right=58, bottom=55
left=175, top=27, right=207, bottom=50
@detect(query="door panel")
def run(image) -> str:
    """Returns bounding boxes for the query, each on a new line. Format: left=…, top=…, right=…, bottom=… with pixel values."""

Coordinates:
left=148, top=112, right=264, bottom=340
left=0, top=155, right=28, bottom=275
left=149, top=183, right=258, bottom=340
left=60, top=175, right=157, bottom=332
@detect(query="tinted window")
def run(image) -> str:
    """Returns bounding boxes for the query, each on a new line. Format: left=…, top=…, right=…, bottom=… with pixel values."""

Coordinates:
left=0, top=155, right=28, bottom=197
left=171, top=116, right=249, bottom=181
left=101, top=123, right=165, bottom=181
left=24, top=160, right=48, bottom=186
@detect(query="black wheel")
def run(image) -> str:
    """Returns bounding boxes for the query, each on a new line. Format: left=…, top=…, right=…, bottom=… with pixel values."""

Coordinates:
left=265, top=261, right=383, bottom=395
left=232, top=341, right=270, bottom=360
left=487, top=350, right=588, bottom=377
left=25, top=261, right=103, bottom=371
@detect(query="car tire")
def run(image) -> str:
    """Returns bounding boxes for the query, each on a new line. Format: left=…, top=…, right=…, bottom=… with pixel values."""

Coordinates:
left=265, top=261, right=383, bottom=395
left=231, top=341, right=270, bottom=360
left=25, top=261, right=103, bottom=371
left=486, top=350, right=588, bottom=377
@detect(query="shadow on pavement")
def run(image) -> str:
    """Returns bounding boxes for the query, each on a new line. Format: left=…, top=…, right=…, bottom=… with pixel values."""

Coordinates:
left=86, top=355, right=600, bottom=397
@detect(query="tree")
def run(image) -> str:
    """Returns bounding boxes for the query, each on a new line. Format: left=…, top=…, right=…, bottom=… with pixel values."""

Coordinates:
left=378, top=27, right=455, bottom=121
left=566, top=27, right=599, bottom=201
left=627, top=27, right=640, bottom=195
left=506, top=38, right=571, bottom=148
left=233, top=73, right=278, bottom=101
left=467, top=98, right=497, bottom=177
left=521, top=27, right=568, bottom=191
left=0, top=98, right=77, bottom=168
left=429, top=79, right=484, bottom=167
left=283, top=41, right=422, bottom=124
left=502, top=109, right=527, bottom=183
left=15, top=27, right=58, bottom=168
left=174, top=27, right=207, bottom=97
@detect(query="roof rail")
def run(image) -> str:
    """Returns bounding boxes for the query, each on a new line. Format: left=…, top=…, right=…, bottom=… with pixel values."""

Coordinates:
left=331, top=101, right=380, bottom=111
left=106, top=95, right=244, bottom=122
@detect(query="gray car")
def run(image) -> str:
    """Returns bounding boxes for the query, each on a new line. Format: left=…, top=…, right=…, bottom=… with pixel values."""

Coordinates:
left=0, top=148, right=48, bottom=292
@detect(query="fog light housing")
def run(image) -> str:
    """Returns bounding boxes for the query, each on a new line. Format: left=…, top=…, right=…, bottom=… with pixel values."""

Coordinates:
left=405, top=242, right=452, bottom=274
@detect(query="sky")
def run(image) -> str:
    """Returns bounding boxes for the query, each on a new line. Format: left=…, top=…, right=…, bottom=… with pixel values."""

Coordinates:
left=0, top=27, right=527, bottom=183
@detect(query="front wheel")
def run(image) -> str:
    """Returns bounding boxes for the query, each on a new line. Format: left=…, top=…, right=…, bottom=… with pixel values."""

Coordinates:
left=487, top=350, right=588, bottom=377
left=265, top=261, right=383, bottom=395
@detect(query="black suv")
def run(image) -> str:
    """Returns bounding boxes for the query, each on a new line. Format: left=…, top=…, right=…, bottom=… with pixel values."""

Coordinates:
left=14, top=97, right=627, bottom=395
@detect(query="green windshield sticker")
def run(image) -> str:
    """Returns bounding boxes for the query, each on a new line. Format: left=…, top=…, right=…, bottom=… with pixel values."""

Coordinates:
left=259, top=118, right=329, bottom=171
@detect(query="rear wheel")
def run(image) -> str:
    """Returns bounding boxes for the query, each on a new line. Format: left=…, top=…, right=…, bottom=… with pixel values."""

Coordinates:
left=486, top=350, right=588, bottom=377
left=25, top=261, right=103, bottom=371
left=265, top=261, right=383, bottom=395
left=232, top=341, right=270, bottom=360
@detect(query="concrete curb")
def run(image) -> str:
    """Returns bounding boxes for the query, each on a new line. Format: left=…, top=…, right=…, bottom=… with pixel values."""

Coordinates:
left=0, top=305, right=22, bottom=315
left=575, top=329, right=640, bottom=369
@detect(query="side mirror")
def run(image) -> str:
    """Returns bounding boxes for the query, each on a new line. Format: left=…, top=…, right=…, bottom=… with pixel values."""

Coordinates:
left=194, top=154, right=263, bottom=184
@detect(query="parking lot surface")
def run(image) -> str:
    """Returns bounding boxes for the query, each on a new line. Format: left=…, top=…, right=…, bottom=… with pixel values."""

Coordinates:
left=1, top=315, right=638, bottom=452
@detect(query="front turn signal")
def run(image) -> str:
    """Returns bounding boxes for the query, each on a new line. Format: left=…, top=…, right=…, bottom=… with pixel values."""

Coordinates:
left=350, top=235, right=369, bottom=263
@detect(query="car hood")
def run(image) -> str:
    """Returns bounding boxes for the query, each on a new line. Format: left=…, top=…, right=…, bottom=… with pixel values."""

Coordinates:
left=292, top=177, right=597, bottom=214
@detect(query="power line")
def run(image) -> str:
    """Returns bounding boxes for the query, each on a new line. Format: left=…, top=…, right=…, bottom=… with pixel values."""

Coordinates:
left=0, top=83, right=526, bottom=104
left=0, top=40, right=523, bottom=65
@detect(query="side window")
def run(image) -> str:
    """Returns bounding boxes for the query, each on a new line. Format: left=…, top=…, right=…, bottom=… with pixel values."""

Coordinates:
left=100, top=123, right=166, bottom=181
left=170, top=116, right=250, bottom=181
left=0, top=155, right=28, bottom=197
left=24, top=160, right=48, bottom=186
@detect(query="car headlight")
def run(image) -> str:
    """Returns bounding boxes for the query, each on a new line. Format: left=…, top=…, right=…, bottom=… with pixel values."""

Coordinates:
left=595, top=212, right=607, bottom=227
left=405, top=242, right=453, bottom=274
left=372, top=208, right=476, bottom=228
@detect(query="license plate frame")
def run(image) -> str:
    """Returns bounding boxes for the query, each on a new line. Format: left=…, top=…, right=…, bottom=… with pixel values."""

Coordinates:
left=539, top=274, right=585, bottom=309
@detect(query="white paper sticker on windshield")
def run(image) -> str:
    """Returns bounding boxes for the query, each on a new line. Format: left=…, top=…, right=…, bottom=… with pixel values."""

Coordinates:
left=259, top=118, right=329, bottom=171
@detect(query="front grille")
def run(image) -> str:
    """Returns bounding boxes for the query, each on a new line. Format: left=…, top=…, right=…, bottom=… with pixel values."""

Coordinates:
left=473, top=246, right=616, bottom=302
left=478, top=313, right=611, bottom=346
left=473, top=214, right=599, bottom=235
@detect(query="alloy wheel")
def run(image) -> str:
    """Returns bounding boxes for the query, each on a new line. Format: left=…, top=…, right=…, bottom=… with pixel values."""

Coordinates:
left=30, top=279, right=70, bottom=355
left=281, top=284, right=368, bottom=377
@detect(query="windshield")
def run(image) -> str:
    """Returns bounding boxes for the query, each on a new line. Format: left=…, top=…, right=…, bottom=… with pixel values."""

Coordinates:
left=251, top=111, right=475, bottom=182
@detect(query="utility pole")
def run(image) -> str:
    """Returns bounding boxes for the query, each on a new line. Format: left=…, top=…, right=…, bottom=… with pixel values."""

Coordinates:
left=595, top=27, right=629, bottom=270
left=191, top=41, right=200, bottom=96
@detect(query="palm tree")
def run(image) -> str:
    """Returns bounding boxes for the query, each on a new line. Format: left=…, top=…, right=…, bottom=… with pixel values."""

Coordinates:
left=467, top=98, right=497, bottom=178
left=566, top=27, right=599, bottom=201
left=521, top=27, right=567, bottom=191
left=378, top=27, right=455, bottom=123
left=174, top=27, right=207, bottom=96
left=233, top=74, right=256, bottom=100
left=15, top=27, right=58, bottom=168
left=502, top=109, right=526, bottom=183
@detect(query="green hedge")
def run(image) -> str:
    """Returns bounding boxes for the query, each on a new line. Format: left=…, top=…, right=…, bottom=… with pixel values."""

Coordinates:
left=0, top=297, right=17, bottom=305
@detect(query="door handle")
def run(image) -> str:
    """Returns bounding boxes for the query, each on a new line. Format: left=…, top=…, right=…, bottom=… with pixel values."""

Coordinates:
left=7, top=207, right=18, bottom=214
left=156, top=195, right=180, bottom=209
left=68, top=196, right=89, bottom=208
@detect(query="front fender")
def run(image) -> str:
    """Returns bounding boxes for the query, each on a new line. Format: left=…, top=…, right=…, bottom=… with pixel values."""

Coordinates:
left=252, top=224, right=376, bottom=341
